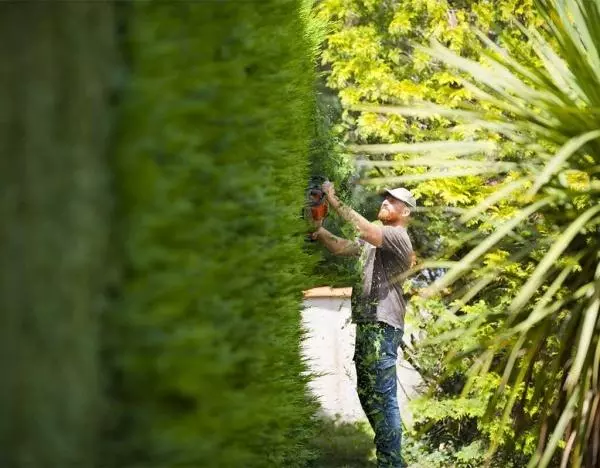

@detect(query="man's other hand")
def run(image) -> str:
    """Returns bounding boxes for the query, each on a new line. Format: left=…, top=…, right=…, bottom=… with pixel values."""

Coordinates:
left=310, top=226, right=324, bottom=241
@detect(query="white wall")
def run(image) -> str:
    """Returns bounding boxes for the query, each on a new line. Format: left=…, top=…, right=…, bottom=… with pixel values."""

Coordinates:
left=301, top=293, right=423, bottom=426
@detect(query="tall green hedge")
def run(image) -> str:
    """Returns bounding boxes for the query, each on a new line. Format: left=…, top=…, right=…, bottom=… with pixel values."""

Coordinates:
left=104, top=2, right=319, bottom=466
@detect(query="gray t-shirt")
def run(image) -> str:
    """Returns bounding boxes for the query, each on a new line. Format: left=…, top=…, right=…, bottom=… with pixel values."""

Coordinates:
left=351, top=226, right=413, bottom=329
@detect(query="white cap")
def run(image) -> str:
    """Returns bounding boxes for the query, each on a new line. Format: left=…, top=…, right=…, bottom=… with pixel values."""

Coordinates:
left=384, top=187, right=416, bottom=208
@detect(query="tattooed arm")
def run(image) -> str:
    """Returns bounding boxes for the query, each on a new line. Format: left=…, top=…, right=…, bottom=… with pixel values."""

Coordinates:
left=312, top=227, right=361, bottom=257
left=322, top=182, right=383, bottom=247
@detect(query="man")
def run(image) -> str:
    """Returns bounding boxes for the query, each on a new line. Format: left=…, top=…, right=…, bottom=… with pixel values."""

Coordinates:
left=312, top=183, right=415, bottom=468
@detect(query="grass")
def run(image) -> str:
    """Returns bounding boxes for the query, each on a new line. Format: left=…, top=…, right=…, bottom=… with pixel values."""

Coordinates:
left=308, top=415, right=376, bottom=468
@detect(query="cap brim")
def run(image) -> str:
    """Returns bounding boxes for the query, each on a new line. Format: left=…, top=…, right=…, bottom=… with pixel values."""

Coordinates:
left=383, top=189, right=415, bottom=208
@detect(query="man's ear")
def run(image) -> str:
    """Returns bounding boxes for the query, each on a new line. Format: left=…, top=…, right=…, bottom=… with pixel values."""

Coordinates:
left=403, top=206, right=411, bottom=217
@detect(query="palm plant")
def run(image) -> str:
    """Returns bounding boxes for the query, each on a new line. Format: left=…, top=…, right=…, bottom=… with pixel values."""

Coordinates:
left=352, top=0, right=600, bottom=466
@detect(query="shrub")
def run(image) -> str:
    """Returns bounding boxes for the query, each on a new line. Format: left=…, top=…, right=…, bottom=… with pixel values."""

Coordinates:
left=103, top=2, right=320, bottom=466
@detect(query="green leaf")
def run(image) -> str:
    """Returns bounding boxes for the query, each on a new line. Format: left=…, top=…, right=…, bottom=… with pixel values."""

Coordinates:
left=359, top=157, right=516, bottom=169
left=530, top=389, right=578, bottom=468
left=351, top=103, right=482, bottom=120
left=565, top=268, right=600, bottom=390
left=460, top=177, right=531, bottom=223
left=433, top=198, right=552, bottom=292
left=510, top=205, right=600, bottom=313
left=528, top=129, right=600, bottom=197
left=508, top=264, right=574, bottom=333
left=350, top=140, right=496, bottom=156
left=362, top=167, right=505, bottom=184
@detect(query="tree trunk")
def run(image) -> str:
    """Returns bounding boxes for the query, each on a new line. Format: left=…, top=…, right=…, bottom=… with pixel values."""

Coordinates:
left=0, top=2, right=115, bottom=466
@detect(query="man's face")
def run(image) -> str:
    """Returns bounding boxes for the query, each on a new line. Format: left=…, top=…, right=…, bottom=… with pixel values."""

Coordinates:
left=377, top=195, right=410, bottom=224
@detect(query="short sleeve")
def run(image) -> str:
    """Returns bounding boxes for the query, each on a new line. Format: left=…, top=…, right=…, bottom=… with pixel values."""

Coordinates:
left=381, top=226, right=412, bottom=265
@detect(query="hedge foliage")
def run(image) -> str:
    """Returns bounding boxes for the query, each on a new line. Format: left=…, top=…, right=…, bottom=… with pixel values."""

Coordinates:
left=103, top=2, right=320, bottom=466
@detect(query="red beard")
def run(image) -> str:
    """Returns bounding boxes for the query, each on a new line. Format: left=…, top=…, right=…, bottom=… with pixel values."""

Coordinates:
left=378, top=207, right=394, bottom=223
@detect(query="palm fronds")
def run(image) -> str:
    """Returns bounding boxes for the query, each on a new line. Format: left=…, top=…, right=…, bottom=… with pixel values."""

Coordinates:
left=353, top=0, right=600, bottom=465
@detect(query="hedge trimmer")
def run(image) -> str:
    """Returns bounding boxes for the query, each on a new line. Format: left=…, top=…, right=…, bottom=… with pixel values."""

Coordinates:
left=304, top=175, right=329, bottom=241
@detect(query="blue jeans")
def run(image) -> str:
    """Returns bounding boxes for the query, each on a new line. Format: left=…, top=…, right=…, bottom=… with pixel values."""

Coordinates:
left=354, top=322, right=404, bottom=468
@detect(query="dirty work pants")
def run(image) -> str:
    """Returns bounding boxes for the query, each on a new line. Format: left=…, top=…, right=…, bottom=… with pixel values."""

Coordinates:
left=354, top=322, right=404, bottom=468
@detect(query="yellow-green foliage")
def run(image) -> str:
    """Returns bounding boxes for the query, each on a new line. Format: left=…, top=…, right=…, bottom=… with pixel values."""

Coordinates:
left=316, top=0, right=548, bottom=465
left=321, top=0, right=600, bottom=465
left=317, top=0, right=542, bottom=207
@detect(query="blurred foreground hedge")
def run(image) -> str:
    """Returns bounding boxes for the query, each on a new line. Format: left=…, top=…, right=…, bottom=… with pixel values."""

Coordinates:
left=102, top=2, right=320, bottom=467
left=1, top=2, right=318, bottom=466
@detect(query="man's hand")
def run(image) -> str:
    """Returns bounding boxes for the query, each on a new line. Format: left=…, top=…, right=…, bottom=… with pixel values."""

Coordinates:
left=322, top=181, right=382, bottom=247
left=322, top=181, right=339, bottom=206
left=310, top=225, right=324, bottom=241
